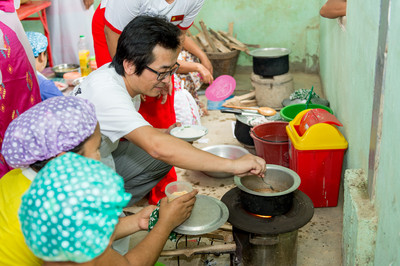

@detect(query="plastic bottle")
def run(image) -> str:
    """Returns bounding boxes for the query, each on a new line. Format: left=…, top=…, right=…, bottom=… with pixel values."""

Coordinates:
left=78, top=35, right=91, bottom=76
left=90, top=56, right=97, bottom=71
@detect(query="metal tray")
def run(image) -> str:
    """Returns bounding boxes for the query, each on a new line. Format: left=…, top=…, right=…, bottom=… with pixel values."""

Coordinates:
left=174, top=195, right=229, bottom=235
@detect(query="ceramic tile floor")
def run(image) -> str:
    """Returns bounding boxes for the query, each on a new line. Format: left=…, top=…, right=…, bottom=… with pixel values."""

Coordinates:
left=126, top=70, right=343, bottom=266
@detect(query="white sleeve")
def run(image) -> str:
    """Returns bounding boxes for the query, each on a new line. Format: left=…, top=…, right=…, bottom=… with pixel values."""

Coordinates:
left=75, top=73, right=150, bottom=142
left=179, top=0, right=205, bottom=29
left=104, top=0, right=143, bottom=32
left=95, top=92, right=150, bottom=143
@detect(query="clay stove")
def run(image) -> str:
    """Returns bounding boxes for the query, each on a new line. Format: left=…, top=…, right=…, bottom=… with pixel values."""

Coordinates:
left=221, top=187, right=314, bottom=266
left=251, top=72, right=294, bottom=109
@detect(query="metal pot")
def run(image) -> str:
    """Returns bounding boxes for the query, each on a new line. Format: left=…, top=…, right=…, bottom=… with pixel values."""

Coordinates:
left=234, top=114, right=254, bottom=146
left=234, top=164, right=301, bottom=216
left=249, top=48, right=291, bottom=77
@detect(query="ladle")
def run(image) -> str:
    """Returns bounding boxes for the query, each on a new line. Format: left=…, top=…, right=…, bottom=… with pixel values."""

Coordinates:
left=223, top=105, right=277, bottom=116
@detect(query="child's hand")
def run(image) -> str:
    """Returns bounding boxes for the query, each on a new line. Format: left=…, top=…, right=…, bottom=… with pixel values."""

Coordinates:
left=158, top=190, right=198, bottom=231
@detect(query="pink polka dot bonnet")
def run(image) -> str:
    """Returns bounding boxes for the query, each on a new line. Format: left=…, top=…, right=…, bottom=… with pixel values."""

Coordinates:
left=2, top=96, right=97, bottom=168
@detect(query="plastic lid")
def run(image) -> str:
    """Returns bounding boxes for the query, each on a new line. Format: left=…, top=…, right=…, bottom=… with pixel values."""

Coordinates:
left=90, top=56, right=96, bottom=60
left=79, top=35, right=85, bottom=38
left=298, top=109, right=342, bottom=136
left=286, top=109, right=348, bottom=150
left=205, top=75, right=236, bottom=101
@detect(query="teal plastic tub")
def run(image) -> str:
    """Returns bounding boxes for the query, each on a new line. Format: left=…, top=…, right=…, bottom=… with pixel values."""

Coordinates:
left=280, top=104, right=333, bottom=122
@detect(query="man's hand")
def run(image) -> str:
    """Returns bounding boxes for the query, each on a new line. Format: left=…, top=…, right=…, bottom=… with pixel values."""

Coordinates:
left=232, top=154, right=266, bottom=178
left=158, top=190, right=197, bottom=231
left=82, top=0, right=93, bottom=9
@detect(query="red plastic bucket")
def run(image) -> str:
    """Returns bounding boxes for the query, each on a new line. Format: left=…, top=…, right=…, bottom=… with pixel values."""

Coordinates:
left=250, top=122, right=289, bottom=167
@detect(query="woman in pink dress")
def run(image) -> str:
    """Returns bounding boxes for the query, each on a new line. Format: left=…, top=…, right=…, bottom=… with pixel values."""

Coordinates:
left=0, top=0, right=41, bottom=177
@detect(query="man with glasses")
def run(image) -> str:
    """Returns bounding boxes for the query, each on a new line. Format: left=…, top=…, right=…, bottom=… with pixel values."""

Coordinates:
left=74, top=16, right=266, bottom=206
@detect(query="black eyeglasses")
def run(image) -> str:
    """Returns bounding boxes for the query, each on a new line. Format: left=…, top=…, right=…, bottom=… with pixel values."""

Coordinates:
left=144, top=62, right=180, bottom=81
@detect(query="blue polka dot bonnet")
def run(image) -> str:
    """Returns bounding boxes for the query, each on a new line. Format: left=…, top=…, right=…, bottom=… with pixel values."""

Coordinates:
left=18, top=152, right=132, bottom=263
left=2, top=96, right=97, bottom=168
left=26, top=31, right=48, bottom=57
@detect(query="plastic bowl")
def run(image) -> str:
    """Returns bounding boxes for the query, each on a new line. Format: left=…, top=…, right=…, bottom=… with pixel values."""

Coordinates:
left=280, top=103, right=333, bottom=122
left=201, top=145, right=249, bottom=178
left=170, top=125, right=208, bottom=142
left=165, top=181, right=193, bottom=202
left=52, top=64, right=80, bottom=78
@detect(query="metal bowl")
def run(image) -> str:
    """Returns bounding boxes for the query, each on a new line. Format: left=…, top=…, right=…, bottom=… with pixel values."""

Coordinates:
left=72, top=77, right=85, bottom=86
left=52, top=64, right=80, bottom=78
left=201, top=145, right=249, bottom=178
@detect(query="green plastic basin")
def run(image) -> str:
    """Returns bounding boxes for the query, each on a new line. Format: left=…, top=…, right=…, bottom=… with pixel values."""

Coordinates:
left=280, top=103, right=333, bottom=122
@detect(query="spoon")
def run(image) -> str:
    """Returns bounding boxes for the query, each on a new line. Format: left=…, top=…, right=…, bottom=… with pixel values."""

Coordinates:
left=305, top=86, right=314, bottom=109
left=222, top=105, right=277, bottom=116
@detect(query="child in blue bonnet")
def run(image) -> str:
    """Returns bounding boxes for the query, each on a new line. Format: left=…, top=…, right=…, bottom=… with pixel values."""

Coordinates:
left=26, top=31, right=63, bottom=100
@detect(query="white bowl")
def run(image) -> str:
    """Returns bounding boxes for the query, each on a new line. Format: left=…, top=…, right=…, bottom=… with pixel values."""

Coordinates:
left=201, top=145, right=249, bottom=178
left=170, top=125, right=208, bottom=142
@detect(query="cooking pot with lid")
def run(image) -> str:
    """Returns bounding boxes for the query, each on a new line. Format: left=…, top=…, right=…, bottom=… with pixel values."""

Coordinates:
left=249, top=48, right=291, bottom=77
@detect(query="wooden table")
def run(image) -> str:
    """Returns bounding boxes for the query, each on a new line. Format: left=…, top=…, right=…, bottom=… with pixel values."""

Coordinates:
left=17, top=0, right=53, bottom=66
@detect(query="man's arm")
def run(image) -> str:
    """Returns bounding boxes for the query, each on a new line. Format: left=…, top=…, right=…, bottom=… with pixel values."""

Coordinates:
left=125, top=126, right=266, bottom=177
left=82, top=0, right=93, bottom=10
left=104, top=25, right=121, bottom=59
left=320, top=0, right=347, bottom=19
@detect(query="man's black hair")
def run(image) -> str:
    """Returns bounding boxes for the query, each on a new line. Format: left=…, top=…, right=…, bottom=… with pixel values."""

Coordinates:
left=110, top=15, right=182, bottom=76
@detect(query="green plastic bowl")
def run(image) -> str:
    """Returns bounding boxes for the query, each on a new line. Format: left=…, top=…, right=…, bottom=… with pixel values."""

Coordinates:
left=280, top=103, right=333, bottom=122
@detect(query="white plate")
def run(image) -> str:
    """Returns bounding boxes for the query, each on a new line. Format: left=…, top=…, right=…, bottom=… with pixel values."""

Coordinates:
left=170, top=125, right=208, bottom=142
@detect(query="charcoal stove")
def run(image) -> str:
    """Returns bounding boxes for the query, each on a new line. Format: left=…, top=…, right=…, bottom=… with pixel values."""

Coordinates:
left=221, top=187, right=314, bottom=266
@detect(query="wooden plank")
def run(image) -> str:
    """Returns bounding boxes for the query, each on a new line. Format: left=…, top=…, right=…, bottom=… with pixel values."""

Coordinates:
left=192, top=23, right=202, bottom=34
left=209, top=28, right=231, bottom=46
left=240, top=99, right=258, bottom=107
left=211, top=36, right=232, bottom=53
left=218, top=31, right=250, bottom=55
left=187, top=30, right=201, bottom=47
left=244, top=43, right=261, bottom=48
left=160, top=244, right=236, bottom=258
left=199, top=20, right=218, bottom=52
left=196, top=33, right=213, bottom=52
left=228, top=22, right=234, bottom=36
left=218, top=31, right=247, bottom=48
left=194, top=36, right=208, bottom=52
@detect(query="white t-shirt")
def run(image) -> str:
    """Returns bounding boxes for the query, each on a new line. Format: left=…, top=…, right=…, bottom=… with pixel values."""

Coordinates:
left=104, top=0, right=205, bottom=33
left=73, top=63, right=150, bottom=169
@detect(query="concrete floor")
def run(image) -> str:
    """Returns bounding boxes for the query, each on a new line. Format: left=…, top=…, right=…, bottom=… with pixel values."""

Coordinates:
left=126, top=69, right=343, bottom=266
